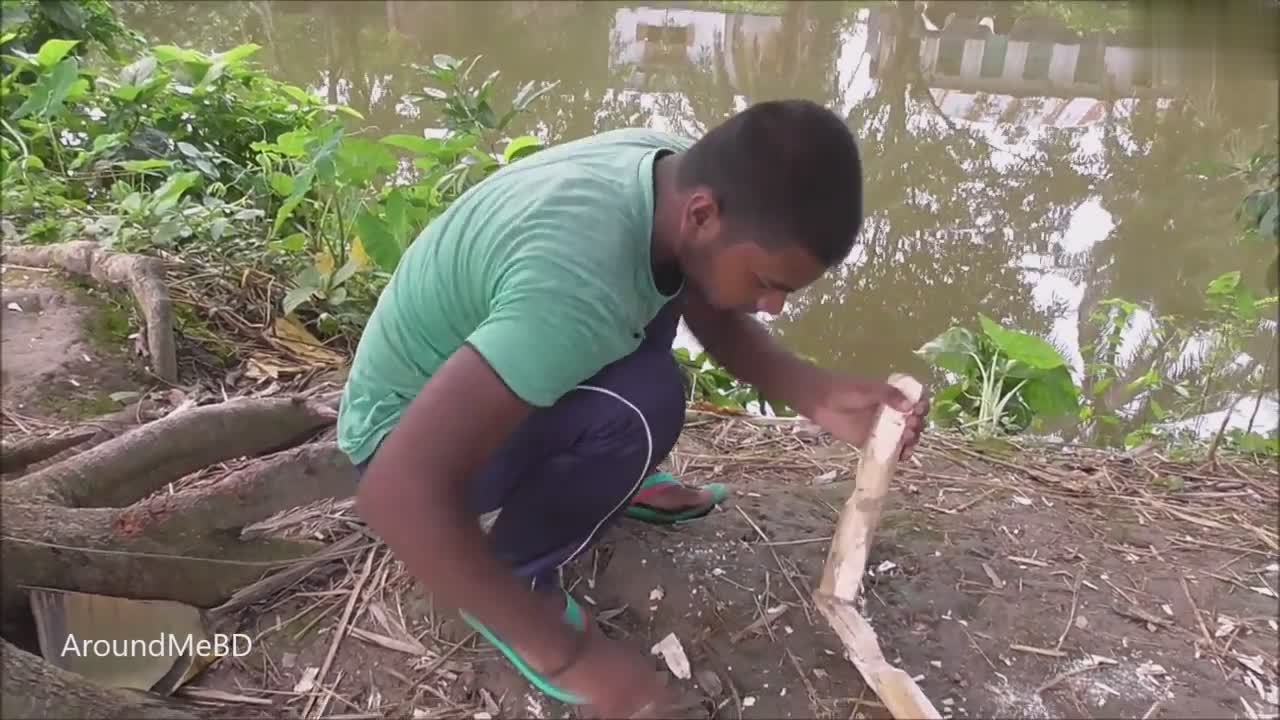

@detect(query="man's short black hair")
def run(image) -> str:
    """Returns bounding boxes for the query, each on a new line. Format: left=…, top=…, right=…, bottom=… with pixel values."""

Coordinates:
left=676, top=99, right=863, bottom=268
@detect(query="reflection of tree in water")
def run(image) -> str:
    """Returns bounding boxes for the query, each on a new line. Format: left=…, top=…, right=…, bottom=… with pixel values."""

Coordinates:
left=770, top=4, right=1089, bottom=380
left=672, top=1, right=849, bottom=134
left=119, top=1, right=266, bottom=52
left=1067, top=90, right=1277, bottom=441
left=124, top=1, right=663, bottom=140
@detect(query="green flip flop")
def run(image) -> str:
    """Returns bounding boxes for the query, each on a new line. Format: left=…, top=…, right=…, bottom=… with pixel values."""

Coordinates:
left=623, top=472, right=728, bottom=525
left=461, top=590, right=589, bottom=704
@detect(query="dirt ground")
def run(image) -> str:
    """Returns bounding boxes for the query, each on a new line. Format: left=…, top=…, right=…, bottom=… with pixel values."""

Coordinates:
left=2, top=263, right=1277, bottom=720
left=197, top=418, right=1279, bottom=720
left=1, top=265, right=148, bottom=420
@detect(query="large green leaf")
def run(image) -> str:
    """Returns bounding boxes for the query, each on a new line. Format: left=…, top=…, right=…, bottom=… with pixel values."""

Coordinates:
left=1019, top=366, right=1080, bottom=418
left=35, top=38, right=78, bottom=68
left=381, top=134, right=444, bottom=156
left=14, top=57, right=80, bottom=119
left=382, top=189, right=413, bottom=248
left=280, top=84, right=318, bottom=106
left=336, top=136, right=397, bottom=185
left=915, top=327, right=979, bottom=375
left=148, top=171, right=201, bottom=216
left=214, top=43, right=261, bottom=65
left=1205, top=271, right=1241, bottom=298
left=503, top=135, right=542, bottom=164
left=928, top=383, right=967, bottom=426
left=355, top=209, right=403, bottom=272
left=978, top=314, right=1067, bottom=371
left=256, top=128, right=313, bottom=158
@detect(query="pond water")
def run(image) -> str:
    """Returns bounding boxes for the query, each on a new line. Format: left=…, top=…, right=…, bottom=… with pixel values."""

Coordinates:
left=119, top=0, right=1280, bottom=443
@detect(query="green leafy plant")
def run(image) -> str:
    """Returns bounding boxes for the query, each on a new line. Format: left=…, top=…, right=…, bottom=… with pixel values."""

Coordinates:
left=0, top=15, right=558, bottom=341
left=351, top=55, right=556, bottom=275
left=675, top=347, right=794, bottom=417
left=0, top=0, right=141, bottom=62
left=916, top=314, right=1079, bottom=436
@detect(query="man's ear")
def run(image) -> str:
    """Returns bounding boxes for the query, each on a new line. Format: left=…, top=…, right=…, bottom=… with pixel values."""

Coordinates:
left=686, top=190, right=720, bottom=237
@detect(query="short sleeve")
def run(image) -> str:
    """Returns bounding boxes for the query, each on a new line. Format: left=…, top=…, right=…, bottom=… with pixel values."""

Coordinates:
left=466, top=268, right=635, bottom=408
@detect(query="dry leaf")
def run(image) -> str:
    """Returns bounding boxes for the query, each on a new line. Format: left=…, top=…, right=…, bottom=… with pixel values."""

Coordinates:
left=351, top=237, right=371, bottom=269
left=271, top=316, right=344, bottom=366
left=244, top=356, right=294, bottom=381
left=314, top=251, right=336, bottom=277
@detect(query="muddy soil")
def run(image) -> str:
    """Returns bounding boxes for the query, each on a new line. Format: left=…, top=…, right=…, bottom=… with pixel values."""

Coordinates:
left=210, top=469, right=1279, bottom=720
left=2, top=266, right=147, bottom=420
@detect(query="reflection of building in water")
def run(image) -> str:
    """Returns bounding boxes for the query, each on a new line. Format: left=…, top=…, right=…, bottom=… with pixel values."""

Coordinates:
left=611, top=6, right=782, bottom=93
left=866, top=6, right=1183, bottom=127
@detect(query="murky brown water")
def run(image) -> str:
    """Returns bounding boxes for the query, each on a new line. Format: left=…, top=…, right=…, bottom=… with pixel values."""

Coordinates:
left=120, top=0, right=1279, bottom=440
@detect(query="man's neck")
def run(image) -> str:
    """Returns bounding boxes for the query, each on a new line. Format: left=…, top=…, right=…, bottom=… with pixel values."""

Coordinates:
left=650, top=151, right=684, bottom=274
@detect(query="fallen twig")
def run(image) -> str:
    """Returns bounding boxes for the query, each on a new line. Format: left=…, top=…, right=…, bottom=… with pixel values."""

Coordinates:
left=302, top=548, right=376, bottom=719
left=1010, top=644, right=1068, bottom=658
left=735, top=505, right=814, bottom=623
left=1036, top=656, right=1116, bottom=693
left=1055, top=573, right=1083, bottom=651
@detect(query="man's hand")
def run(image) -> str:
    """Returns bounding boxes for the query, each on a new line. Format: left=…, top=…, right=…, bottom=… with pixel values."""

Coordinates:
left=808, top=372, right=930, bottom=459
left=550, top=629, right=682, bottom=718
left=681, top=297, right=929, bottom=459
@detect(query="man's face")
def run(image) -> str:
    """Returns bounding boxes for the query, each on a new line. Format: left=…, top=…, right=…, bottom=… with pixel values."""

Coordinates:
left=680, top=192, right=827, bottom=315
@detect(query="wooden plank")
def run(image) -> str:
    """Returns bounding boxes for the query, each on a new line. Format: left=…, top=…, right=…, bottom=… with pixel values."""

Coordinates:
left=815, top=373, right=940, bottom=720
left=819, top=373, right=923, bottom=603
left=816, top=596, right=942, bottom=720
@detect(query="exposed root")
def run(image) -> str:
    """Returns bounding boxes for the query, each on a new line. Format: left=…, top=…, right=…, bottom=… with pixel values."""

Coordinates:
left=116, top=442, right=357, bottom=538
left=1, top=638, right=201, bottom=719
left=2, top=501, right=333, bottom=611
left=1, top=430, right=95, bottom=475
left=2, top=241, right=178, bottom=383
left=4, top=396, right=337, bottom=507
left=2, top=399, right=170, bottom=479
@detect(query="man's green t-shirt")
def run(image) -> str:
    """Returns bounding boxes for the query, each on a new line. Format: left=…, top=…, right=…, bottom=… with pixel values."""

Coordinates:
left=337, top=128, right=693, bottom=466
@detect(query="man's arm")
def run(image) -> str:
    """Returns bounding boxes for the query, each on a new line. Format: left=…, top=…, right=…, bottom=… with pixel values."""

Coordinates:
left=681, top=290, right=831, bottom=417
left=355, top=343, right=576, bottom=672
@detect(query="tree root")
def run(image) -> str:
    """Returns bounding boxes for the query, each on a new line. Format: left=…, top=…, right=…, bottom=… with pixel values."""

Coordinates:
left=2, top=400, right=167, bottom=479
left=1, top=241, right=178, bottom=383
left=2, top=638, right=201, bottom=719
left=4, top=396, right=337, bottom=507
left=1, top=430, right=96, bottom=476
left=3, top=501, right=332, bottom=611
left=0, top=394, right=357, bottom=716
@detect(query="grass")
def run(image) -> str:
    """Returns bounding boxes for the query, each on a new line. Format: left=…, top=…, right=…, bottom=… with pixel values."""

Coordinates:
left=62, top=278, right=134, bottom=354
left=34, top=389, right=122, bottom=420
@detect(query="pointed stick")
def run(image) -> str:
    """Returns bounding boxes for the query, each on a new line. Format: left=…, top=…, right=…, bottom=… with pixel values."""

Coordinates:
left=815, top=373, right=941, bottom=720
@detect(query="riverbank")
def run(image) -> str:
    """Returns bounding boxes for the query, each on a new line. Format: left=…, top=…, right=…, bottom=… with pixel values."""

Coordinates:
left=2, top=268, right=1275, bottom=719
